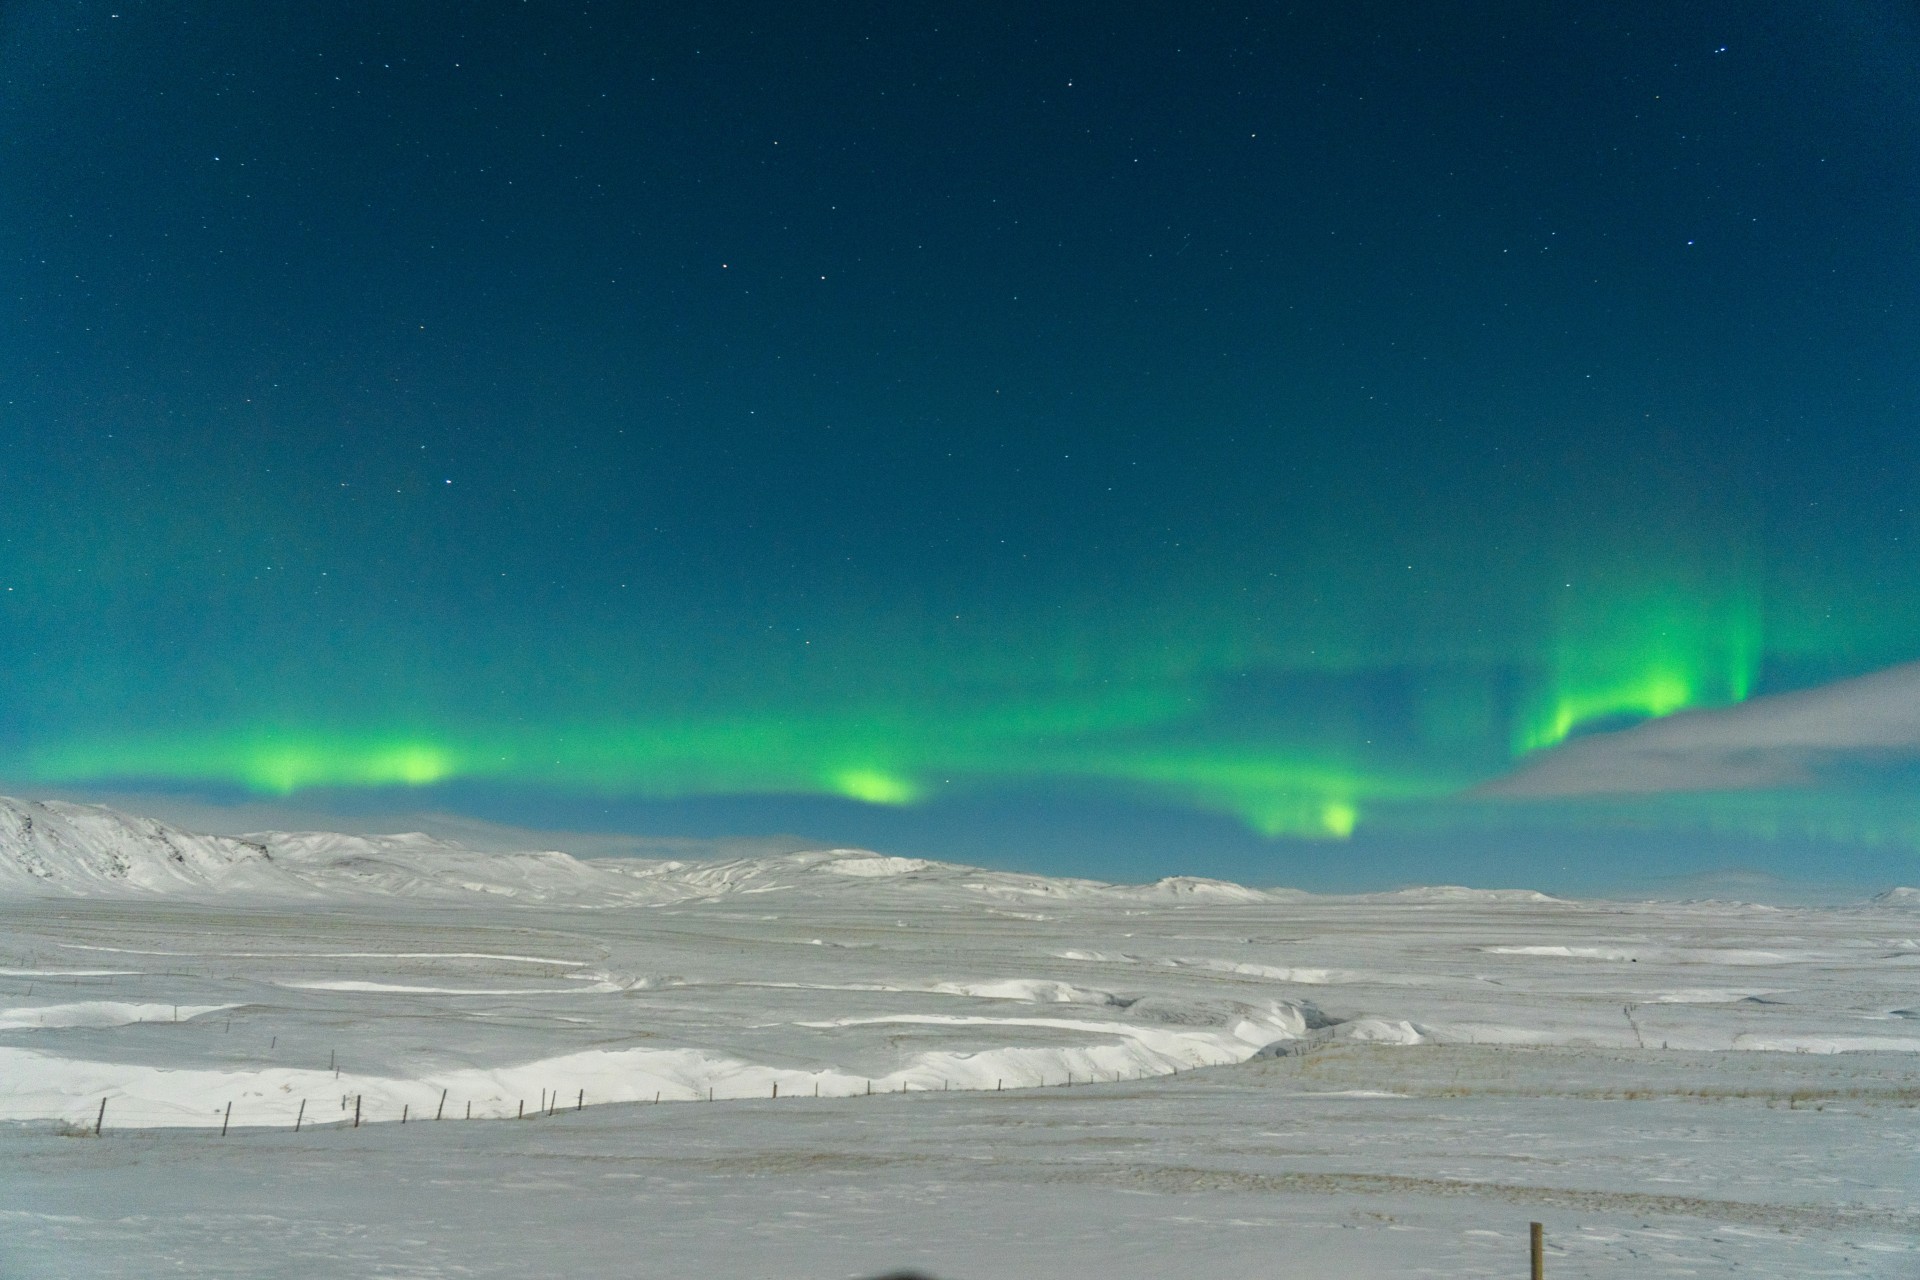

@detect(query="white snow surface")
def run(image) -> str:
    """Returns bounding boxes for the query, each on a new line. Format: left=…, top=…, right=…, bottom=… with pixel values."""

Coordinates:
left=1, top=797, right=1916, bottom=1278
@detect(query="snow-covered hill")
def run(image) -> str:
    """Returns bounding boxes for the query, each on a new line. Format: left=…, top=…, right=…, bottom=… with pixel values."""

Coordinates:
left=0, top=797, right=637, bottom=903
left=0, top=797, right=296, bottom=896
left=0, top=796, right=1294, bottom=907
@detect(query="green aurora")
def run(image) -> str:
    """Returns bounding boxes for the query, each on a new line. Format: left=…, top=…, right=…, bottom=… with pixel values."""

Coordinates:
left=8, top=548, right=1897, bottom=844
left=5, top=2, right=1919, bottom=873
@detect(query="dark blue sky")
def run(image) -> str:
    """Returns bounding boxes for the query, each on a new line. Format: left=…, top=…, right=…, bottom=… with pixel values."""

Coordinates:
left=4, top=2, right=1919, bottom=889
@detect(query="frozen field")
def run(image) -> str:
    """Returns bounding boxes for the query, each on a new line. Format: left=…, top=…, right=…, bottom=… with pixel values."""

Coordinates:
left=2, top=799, right=1916, bottom=1277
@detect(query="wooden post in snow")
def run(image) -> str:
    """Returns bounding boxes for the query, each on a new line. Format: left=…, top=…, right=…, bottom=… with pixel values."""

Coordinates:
left=95, top=1098, right=106, bottom=1136
left=576, top=1089, right=583, bottom=1111
left=354, top=1095, right=362, bottom=1128
left=221, top=1101, right=232, bottom=1136
left=518, top=1100, right=525, bottom=1119
left=1530, top=1222, right=1544, bottom=1280
left=401, top=1105, right=408, bottom=1124
left=295, top=1100, right=305, bottom=1132
left=772, top=1082, right=778, bottom=1099
left=437, top=1088, right=447, bottom=1120
left=466, top=1101, right=472, bottom=1120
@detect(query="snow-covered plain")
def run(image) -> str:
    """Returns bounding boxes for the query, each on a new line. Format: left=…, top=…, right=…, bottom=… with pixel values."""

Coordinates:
left=1, top=797, right=1916, bottom=1277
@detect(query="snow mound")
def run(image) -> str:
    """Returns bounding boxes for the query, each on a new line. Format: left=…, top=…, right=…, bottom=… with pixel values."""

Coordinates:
left=1135, top=876, right=1271, bottom=903
left=1873, top=886, right=1920, bottom=906
left=821, top=854, right=935, bottom=877
left=928, top=980, right=1122, bottom=1006
left=1380, top=885, right=1561, bottom=903
left=254, top=829, right=632, bottom=902
left=0, top=1002, right=234, bottom=1031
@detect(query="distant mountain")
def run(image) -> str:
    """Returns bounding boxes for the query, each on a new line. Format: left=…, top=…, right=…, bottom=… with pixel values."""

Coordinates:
left=0, top=796, right=626, bottom=903
left=6, top=794, right=1663, bottom=908
left=0, top=796, right=1291, bottom=907
left=0, top=796, right=297, bottom=896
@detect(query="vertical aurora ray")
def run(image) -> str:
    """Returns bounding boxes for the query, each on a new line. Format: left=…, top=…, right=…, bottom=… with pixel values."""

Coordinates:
left=1514, top=561, right=1764, bottom=756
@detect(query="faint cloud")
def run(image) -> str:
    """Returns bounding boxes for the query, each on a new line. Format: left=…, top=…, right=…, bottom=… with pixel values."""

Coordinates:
left=1475, top=659, right=1920, bottom=797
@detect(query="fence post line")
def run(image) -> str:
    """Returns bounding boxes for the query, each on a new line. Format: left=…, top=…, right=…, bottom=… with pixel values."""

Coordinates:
left=95, top=1097, right=106, bottom=1136
left=295, top=1100, right=305, bottom=1132
left=1530, top=1222, right=1544, bottom=1280
left=437, top=1088, right=447, bottom=1120
left=518, top=1099, right=525, bottom=1119
left=466, top=1101, right=472, bottom=1120
left=576, top=1089, right=583, bottom=1111
left=354, top=1095, right=362, bottom=1128
left=221, top=1101, right=232, bottom=1137
left=401, top=1105, right=408, bottom=1124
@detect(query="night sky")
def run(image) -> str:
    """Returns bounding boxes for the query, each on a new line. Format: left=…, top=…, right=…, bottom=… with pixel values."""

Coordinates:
left=5, top=2, right=1919, bottom=890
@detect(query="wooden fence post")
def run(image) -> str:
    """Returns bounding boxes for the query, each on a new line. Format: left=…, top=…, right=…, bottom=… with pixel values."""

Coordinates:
left=221, top=1101, right=232, bottom=1136
left=576, top=1089, right=583, bottom=1111
left=295, top=1100, right=305, bottom=1132
left=437, top=1088, right=447, bottom=1120
left=1530, top=1222, right=1544, bottom=1280
left=354, top=1095, right=362, bottom=1128
left=95, top=1098, right=106, bottom=1136
left=401, top=1105, right=408, bottom=1124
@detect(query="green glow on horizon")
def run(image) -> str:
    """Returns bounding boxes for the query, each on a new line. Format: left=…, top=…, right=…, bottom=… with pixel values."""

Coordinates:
left=12, top=549, right=1899, bottom=849
left=827, top=768, right=921, bottom=805
left=21, top=697, right=1445, bottom=840
left=1067, top=748, right=1457, bottom=839
left=35, top=735, right=464, bottom=795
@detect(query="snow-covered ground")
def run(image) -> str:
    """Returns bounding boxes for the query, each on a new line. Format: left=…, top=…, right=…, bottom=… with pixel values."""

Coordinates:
left=1, top=797, right=1915, bottom=1277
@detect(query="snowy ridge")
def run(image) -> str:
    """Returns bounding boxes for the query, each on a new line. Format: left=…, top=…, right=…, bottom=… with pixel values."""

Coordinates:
left=0, top=797, right=647, bottom=902
left=0, top=797, right=296, bottom=896
left=4, top=799, right=1298, bottom=906
left=2, top=797, right=1906, bottom=916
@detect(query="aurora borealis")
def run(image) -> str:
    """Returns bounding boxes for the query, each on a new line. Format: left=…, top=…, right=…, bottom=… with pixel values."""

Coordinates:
left=4, top=3, right=1919, bottom=886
